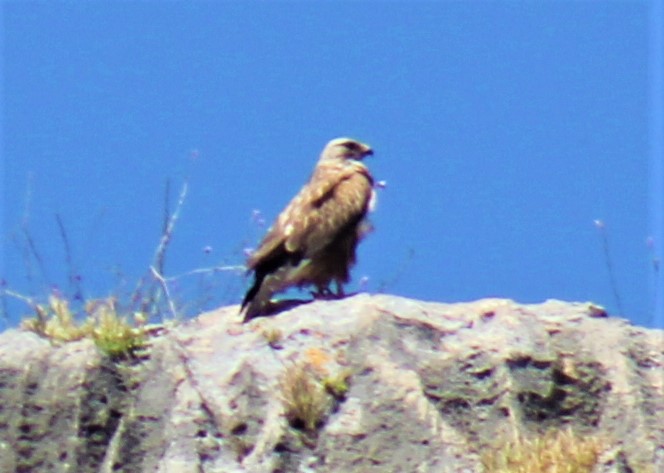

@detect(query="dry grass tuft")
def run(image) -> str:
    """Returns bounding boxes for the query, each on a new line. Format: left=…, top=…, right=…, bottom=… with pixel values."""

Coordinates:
left=22, top=294, right=146, bottom=359
left=280, top=361, right=331, bottom=433
left=21, top=294, right=91, bottom=342
left=261, top=327, right=284, bottom=349
left=481, top=427, right=605, bottom=473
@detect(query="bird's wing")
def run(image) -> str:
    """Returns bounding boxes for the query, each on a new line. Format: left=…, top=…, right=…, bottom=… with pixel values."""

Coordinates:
left=246, top=164, right=372, bottom=270
left=287, top=167, right=373, bottom=257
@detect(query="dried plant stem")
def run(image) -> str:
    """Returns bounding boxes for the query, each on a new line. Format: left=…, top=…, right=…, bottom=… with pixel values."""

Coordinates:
left=130, top=180, right=188, bottom=319
left=153, top=180, right=188, bottom=274
left=2, top=289, right=45, bottom=325
left=55, top=213, right=83, bottom=301
left=150, top=266, right=178, bottom=321
left=164, top=264, right=245, bottom=281
left=594, top=221, right=624, bottom=315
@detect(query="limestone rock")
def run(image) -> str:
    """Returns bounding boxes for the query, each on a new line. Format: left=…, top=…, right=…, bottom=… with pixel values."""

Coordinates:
left=0, top=294, right=662, bottom=472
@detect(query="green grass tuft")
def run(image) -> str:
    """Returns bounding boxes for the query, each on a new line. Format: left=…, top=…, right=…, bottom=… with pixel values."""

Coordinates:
left=21, top=294, right=147, bottom=360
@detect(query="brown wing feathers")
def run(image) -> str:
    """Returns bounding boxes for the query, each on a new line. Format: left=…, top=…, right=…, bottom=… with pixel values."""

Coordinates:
left=240, top=137, right=375, bottom=322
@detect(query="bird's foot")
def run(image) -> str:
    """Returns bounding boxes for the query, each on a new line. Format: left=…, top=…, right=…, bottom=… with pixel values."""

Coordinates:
left=311, top=285, right=345, bottom=300
left=311, top=288, right=333, bottom=300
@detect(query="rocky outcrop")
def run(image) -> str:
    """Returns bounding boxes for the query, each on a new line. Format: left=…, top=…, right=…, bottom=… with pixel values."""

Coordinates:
left=0, top=294, right=662, bottom=472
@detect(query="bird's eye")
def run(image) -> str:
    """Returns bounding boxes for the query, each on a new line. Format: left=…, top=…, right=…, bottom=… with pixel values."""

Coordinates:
left=344, top=142, right=358, bottom=150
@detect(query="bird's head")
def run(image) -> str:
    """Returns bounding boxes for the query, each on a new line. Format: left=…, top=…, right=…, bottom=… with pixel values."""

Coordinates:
left=321, top=137, right=373, bottom=162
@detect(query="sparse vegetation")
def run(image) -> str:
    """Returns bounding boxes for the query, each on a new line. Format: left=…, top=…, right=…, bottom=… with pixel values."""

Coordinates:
left=20, top=294, right=91, bottom=343
left=481, top=427, right=605, bottom=473
left=280, top=361, right=331, bottom=433
left=87, top=299, right=147, bottom=359
left=262, top=327, right=284, bottom=349
left=322, top=369, right=352, bottom=400
left=280, top=357, right=354, bottom=436
left=3, top=178, right=245, bottom=335
left=21, top=294, right=147, bottom=360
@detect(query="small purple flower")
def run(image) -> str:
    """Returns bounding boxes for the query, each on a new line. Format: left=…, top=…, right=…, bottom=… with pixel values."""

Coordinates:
left=359, top=275, right=370, bottom=291
left=251, top=209, right=266, bottom=227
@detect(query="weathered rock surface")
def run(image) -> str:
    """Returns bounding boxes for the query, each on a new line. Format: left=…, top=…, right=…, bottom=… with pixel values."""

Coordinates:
left=0, top=294, right=662, bottom=473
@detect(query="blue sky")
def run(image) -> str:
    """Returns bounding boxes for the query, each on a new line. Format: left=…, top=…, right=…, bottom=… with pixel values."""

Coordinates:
left=2, top=1, right=662, bottom=329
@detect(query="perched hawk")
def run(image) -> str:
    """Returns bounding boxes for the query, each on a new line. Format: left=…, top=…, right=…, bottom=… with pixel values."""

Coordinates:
left=240, top=137, right=376, bottom=322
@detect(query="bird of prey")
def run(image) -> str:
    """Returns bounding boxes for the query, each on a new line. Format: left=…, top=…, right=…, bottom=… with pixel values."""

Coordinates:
left=240, top=137, right=376, bottom=322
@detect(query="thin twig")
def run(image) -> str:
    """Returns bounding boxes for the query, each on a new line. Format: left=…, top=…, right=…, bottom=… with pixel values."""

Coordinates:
left=646, top=236, right=661, bottom=325
left=21, top=226, right=49, bottom=286
left=594, top=220, right=625, bottom=316
left=130, top=179, right=188, bottom=318
left=19, top=173, right=49, bottom=286
left=153, top=180, right=188, bottom=277
left=55, top=213, right=83, bottom=301
left=164, top=264, right=245, bottom=282
left=2, top=289, right=36, bottom=308
left=150, top=266, right=178, bottom=320
left=2, top=289, right=46, bottom=325
left=161, top=179, right=172, bottom=265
